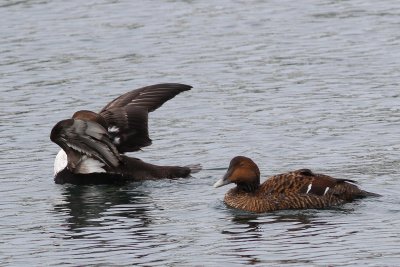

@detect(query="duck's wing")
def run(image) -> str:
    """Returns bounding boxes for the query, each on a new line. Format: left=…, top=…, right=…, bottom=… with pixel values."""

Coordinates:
left=262, top=169, right=371, bottom=201
left=99, top=83, right=192, bottom=153
left=50, top=119, right=121, bottom=173
left=100, top=83, right=192, bottom=112
left=100, top=106, right=151, bottom=153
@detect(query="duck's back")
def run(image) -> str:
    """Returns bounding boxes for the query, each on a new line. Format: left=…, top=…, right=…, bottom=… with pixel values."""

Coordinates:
left=261, top=169, right=371, bottom=200
left=225, top=169, right=377, bottom=213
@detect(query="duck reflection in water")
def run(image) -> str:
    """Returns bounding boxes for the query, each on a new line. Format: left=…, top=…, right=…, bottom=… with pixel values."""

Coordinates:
left=53, top=184, right=153, bottom=235
left=221, top=211, right=344, bottom=265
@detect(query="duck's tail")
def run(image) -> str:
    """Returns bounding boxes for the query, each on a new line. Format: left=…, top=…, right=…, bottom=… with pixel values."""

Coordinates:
left=186, top=164, right=202, bottom=174
left=358, top=190, right=381, bottom=198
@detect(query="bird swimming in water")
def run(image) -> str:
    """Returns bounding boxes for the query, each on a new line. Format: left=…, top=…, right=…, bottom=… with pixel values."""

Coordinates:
left=214, top=156, right=379, bottom=213
left=51, top=83, right=201, bottom=185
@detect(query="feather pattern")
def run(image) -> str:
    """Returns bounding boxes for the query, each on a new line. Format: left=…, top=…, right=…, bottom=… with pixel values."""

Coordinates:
left=100, top=83, right=192, bottom=112
left=50, top=119, right=121, bottom=173
left=98, top=83, right=191, bottom=153
left=100, top=106, right=151, bottom=152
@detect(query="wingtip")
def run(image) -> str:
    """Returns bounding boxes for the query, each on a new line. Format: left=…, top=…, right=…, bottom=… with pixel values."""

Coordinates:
left=162, top=83, right=193, bottom=91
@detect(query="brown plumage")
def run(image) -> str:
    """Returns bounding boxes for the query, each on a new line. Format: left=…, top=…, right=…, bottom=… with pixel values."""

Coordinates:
left=214, top=156, right=379, bottom=213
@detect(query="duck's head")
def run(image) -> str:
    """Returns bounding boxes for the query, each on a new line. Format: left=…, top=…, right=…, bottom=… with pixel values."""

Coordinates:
left=214, top=156, right=260, bottom=192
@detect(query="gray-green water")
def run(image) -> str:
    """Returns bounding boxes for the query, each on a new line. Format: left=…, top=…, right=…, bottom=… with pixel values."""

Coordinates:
left=1, top=0, right=399, bottom=266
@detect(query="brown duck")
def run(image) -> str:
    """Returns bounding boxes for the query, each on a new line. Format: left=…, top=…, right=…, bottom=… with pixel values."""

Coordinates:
left=50, top=83, right=201, bottom=185
left=214, top=156, right=379, bottom=213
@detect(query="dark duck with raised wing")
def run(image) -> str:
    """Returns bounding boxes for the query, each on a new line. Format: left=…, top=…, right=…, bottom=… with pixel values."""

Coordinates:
left=214, top=156, right=379, bottom=213
left=51, top=83, right=201, bottom=185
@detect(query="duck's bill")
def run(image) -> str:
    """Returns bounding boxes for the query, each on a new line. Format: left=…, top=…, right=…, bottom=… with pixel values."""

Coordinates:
left=213, top=177, right=230, bottom=188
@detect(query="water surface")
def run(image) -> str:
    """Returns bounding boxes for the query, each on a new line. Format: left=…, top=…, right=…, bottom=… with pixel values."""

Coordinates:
left=1, top=0, right=399, bottom=266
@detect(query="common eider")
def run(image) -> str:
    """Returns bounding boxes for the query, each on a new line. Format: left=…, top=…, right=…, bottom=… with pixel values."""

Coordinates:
left=50, top=83, right=201, bottom=185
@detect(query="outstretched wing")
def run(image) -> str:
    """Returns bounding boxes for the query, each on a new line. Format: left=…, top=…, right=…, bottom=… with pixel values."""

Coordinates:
left=100, top=83, right=192, bottom=112
left=99, top=83, right=192, bottom=152
left=100, top=106, right=152, bottom=153
left=50, top=119, right=121, bottom=173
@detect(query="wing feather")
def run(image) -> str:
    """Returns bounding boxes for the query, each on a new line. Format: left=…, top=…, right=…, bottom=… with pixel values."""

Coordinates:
left=50, top=119, right=121, bottom=172
left=100, top=83, right=192, bottom=112
left=99, top=83, right=191, bottom=152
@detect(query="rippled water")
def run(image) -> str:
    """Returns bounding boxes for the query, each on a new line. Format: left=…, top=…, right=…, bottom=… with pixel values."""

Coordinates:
left=1, top=0, right=400, bottom=266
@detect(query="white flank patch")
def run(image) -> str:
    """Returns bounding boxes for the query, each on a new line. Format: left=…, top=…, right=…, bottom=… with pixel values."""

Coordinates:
left=323, top=187, right=330, bottom=196
left=77, top=156, right=106, bottom=174
left=54, top=149, right=68, bottom=175
left=108, top=126, right=119, bottom=133
left=306, top=183, right=312, bottom=194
